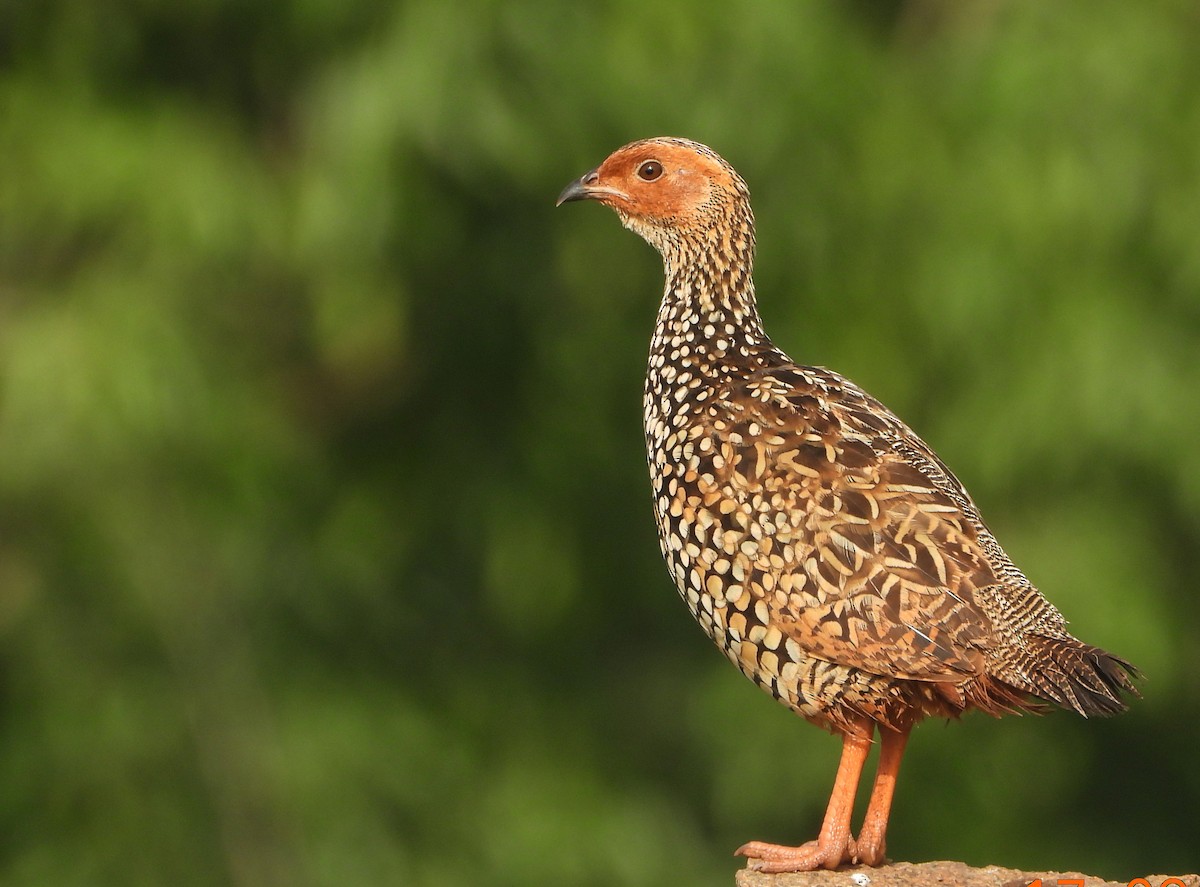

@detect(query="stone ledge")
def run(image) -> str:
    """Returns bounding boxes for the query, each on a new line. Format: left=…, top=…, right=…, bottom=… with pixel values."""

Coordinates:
left=735, top=861, right=1199, bottom=887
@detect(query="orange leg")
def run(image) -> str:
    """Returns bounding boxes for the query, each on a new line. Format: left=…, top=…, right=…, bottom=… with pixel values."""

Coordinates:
left=736, top=719, right=874, bottom=873
left=854, top=723, right=911, bottom=866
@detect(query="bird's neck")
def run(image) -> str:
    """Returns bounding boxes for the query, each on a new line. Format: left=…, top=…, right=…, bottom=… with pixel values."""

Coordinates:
left=648, top=233, right=770, bottom=379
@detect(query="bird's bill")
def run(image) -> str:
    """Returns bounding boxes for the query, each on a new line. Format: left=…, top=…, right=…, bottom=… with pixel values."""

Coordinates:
left=555, top=170, right=627, bottom=207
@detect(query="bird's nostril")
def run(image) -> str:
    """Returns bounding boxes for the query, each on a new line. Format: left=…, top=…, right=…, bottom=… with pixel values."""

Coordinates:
left=582, top=170, right=600, bottom=185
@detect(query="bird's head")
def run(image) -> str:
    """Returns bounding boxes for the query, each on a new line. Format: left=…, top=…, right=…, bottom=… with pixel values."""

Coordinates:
left=556, top=137, right=753, bottom=260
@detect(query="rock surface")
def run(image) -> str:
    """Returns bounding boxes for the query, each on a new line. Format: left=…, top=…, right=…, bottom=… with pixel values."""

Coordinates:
left=735, top=861, right=1199, bottom=887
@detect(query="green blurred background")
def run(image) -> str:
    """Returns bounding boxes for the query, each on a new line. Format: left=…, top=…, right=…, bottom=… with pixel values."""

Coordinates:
left=1, top=1, right=1198, bottom=884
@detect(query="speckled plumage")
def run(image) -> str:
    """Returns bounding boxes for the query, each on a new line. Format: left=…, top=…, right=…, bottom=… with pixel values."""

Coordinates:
left=558, top=137, right=1138, bottom=872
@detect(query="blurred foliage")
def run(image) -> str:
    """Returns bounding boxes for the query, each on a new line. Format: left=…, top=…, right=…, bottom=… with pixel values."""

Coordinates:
left=1, top=1, right=1199, bottom=885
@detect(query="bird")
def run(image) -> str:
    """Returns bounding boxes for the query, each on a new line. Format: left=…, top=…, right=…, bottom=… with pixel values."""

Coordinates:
left=556, top=137, right=1139, bottom=872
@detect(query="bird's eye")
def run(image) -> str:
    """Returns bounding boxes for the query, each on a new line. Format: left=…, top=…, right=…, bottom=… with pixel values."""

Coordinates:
left=637, top=160, right=663, bottom=182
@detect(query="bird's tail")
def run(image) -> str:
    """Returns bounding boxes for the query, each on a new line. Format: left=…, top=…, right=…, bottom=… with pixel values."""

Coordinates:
left=1023, top=636, right=1141, bottom=717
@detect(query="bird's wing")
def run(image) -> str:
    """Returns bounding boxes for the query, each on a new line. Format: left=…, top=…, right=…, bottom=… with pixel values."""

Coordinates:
left=702, top=364, right=1002, bottom=682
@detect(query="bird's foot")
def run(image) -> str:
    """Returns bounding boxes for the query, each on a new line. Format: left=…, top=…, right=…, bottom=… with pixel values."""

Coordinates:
left=735, top=836, right=857, bottom=873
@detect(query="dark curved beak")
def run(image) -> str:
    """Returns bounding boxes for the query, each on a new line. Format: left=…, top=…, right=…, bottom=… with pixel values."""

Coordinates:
left=555, top=169, right=601, bottom=206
